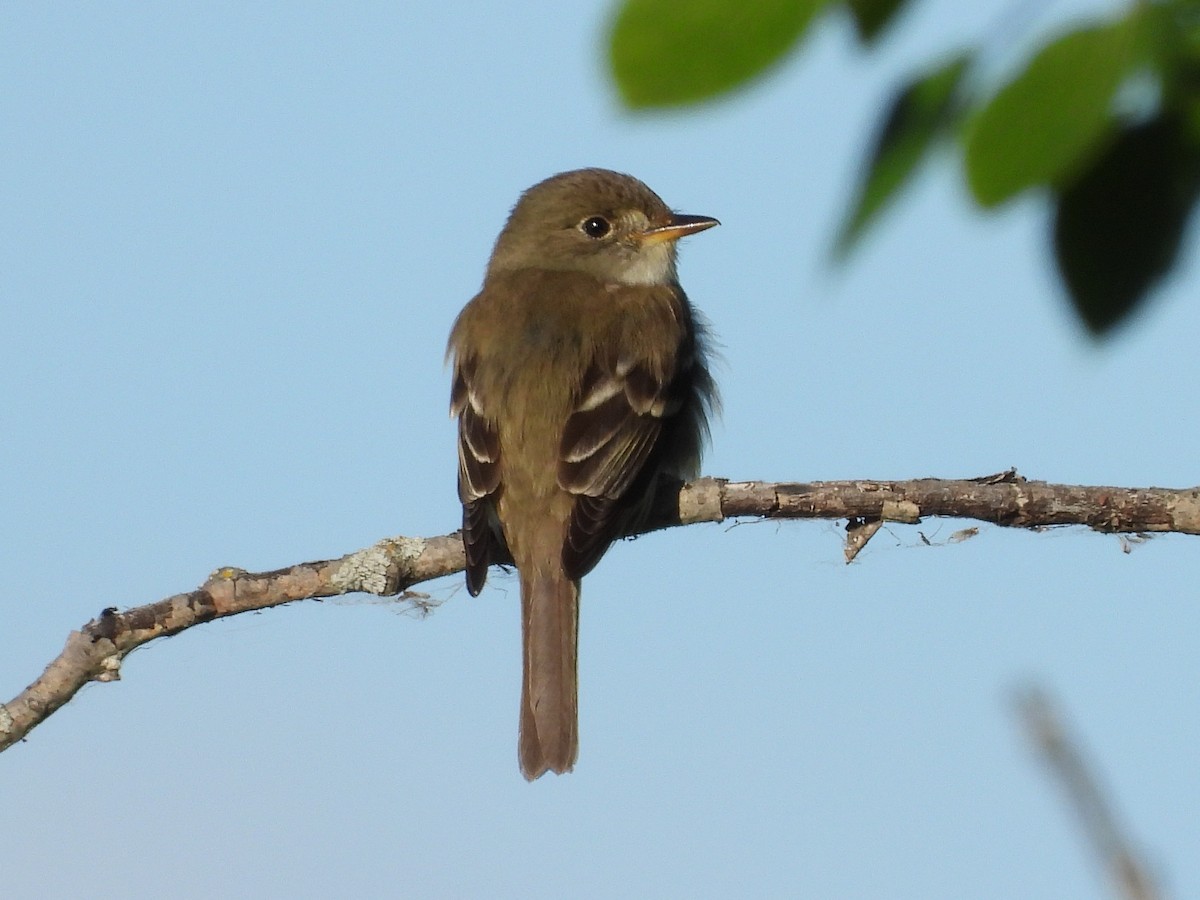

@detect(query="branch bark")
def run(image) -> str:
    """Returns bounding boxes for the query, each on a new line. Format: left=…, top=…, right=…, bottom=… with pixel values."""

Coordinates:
left=3, top=471, right=1197, bottom=752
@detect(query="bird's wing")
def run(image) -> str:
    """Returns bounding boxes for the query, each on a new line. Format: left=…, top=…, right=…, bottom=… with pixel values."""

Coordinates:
left=557, top=357, right=676, bottom=579
left=451, top=356, right=502, bottom=595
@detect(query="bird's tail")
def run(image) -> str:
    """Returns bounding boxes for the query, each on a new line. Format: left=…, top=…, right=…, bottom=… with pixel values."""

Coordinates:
left=519, top=572, right=579, bottom=780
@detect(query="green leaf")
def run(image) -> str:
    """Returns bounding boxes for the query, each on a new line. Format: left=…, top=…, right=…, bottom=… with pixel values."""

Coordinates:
left=1053, top=114, right=1200, bottom=335
left=609, top=0, right=826, bottom=108
left=963, top=19, right=1140, bottom=206
left=835, top=53, right=971, bottom=256
left=846, top=0, right=908, bottom=44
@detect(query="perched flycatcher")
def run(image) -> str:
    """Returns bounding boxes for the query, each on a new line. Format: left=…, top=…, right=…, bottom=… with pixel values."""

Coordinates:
left=447, top=168, right=718, bottom=780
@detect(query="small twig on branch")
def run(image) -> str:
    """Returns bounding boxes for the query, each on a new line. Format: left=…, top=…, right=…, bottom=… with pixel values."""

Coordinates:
left=2, top=472, right=1197, bottom=752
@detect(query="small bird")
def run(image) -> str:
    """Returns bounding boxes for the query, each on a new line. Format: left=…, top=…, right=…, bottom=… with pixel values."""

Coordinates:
left=447, top=168, right=718, bottom=780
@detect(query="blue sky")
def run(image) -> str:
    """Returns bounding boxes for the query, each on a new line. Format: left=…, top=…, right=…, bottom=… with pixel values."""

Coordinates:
left=4, top=1, right=1198, bottom=897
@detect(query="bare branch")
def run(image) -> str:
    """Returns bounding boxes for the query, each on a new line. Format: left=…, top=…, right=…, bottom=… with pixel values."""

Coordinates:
left=3, top=471, right=1197, bottom=752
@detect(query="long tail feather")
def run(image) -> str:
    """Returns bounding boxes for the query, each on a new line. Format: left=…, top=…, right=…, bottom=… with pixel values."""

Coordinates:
left=519, top=574, right=579, bottom=780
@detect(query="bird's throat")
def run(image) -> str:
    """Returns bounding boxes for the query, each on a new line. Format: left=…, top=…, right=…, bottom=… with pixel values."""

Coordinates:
left=614, top=242, right=677, bottom=286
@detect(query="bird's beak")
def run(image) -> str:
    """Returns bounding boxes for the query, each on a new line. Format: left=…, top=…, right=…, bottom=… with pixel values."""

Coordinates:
left=639, top=214, right=720, bottom=246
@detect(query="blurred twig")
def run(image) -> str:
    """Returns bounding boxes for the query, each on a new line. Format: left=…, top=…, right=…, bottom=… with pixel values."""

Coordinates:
left=1016, top=686, right=1159, bottom=900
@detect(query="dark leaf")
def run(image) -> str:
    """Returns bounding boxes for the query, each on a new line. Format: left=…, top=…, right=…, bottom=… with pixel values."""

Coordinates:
left=846, top=0, right=908, bottom=44
left=1053, top=114, right=1200, bottom=335
left=835, top=53, right=971, bottom=256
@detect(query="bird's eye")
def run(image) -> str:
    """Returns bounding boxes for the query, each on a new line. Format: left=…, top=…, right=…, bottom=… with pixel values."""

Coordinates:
left=580, top=216, right=611, bottom=239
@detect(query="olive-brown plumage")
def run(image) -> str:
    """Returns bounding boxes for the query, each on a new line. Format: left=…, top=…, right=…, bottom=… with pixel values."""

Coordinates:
left=447, top=168, right=718, bottom=780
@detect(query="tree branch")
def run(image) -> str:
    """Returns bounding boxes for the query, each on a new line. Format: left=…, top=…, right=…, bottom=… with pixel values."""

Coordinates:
left=3, top=471, right=1197, bottom=752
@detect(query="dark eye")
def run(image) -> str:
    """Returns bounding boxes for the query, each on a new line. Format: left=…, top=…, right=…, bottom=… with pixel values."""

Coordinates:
left=580, top=216, right=611, bottom=239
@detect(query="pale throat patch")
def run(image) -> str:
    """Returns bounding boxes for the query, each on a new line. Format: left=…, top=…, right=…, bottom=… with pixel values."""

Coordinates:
left=616, top=240, right=677, bottom=286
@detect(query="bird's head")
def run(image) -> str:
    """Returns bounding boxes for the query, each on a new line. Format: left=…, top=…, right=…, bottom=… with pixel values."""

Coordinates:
left=487, top=168, right=718, bottom=286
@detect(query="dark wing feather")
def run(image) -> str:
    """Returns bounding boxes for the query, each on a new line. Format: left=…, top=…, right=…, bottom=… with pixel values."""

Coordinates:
left=562, top=494, right=619, bottom=578
left=462, top=499, right=494, bottom=596
left=558, top=362, right=668, bottom=579
left=451, top=359, right=502, bottom=595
